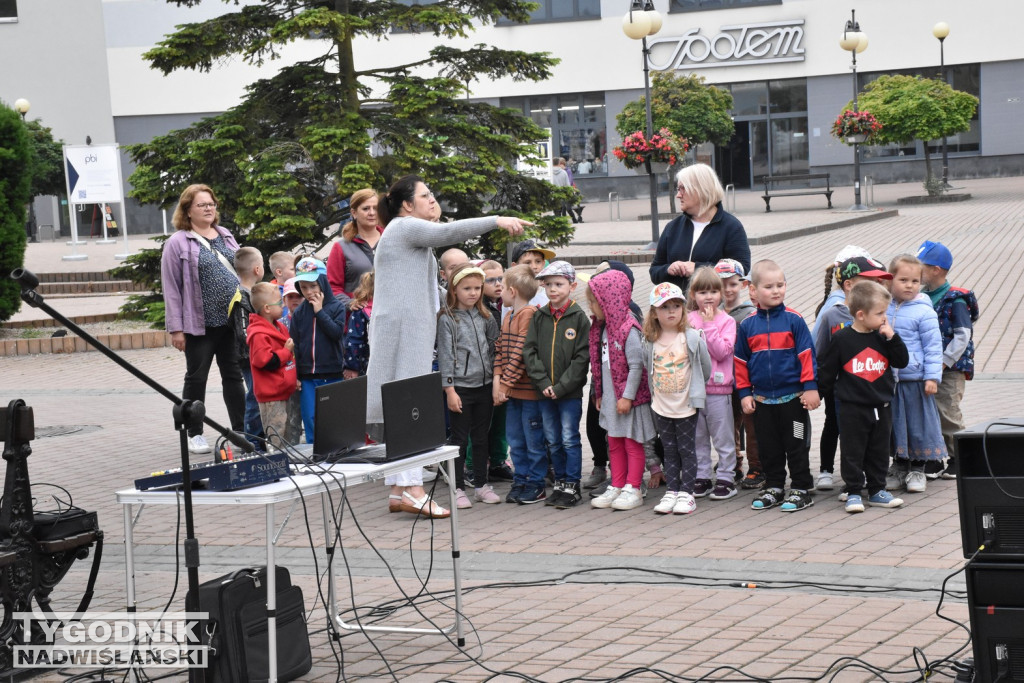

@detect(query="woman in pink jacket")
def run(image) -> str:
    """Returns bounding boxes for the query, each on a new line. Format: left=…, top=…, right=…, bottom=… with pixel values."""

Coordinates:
left=687, top=267, right=739, bottom=501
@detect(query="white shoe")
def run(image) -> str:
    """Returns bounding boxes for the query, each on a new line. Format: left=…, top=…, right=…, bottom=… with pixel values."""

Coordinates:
left=815, top=471, right=834, bottom=491
left=653, top=491, right=678, bottom=514
left=421, top=467, right=437, bottom=482
left=905, top=470, right=927, bottom=493
left=591, top=486, right=622, bottom=509
left=673, top=492, right=697, bottom=515
left=188, top=434, right=212, bottom=454
left=611, top=484, right=643, bottom=511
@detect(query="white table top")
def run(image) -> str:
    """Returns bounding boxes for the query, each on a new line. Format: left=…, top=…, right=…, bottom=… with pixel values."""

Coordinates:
left=115, top=445, right=457, bottom=506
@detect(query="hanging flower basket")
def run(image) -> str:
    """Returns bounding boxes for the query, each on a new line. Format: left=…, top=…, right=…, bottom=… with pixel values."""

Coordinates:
left=613, top=128, right=689, bottom=170
left=831, top=110, right=882, bottom=146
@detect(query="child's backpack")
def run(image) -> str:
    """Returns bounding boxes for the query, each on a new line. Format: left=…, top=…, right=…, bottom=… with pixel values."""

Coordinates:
left=936, top=287, right=980, bottom=380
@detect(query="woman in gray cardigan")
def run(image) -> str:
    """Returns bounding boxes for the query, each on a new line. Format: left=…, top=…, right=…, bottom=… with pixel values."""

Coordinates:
left=367, top=174, right=529, bottom=517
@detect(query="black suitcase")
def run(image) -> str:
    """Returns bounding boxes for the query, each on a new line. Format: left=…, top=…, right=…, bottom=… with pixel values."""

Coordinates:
left=187, top=566, right=312, bottom=683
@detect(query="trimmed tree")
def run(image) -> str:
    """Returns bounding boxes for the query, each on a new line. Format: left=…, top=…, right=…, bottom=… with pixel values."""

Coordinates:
left=844, top=75, right=978, bottom=195
left=120, top=0, right=575, bottom=318
left=615, top=73, right=734, bottom=212
left=0, top=104, right=31, bottom=322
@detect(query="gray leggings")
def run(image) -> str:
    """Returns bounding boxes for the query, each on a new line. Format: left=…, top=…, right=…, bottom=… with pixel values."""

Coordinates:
left=655, top=413, right=698, bottom=494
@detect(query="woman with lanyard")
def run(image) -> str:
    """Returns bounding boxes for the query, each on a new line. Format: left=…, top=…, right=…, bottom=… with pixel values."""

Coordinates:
left=649, top=163, right=750, bottom=294
left=368, top=174, right=530, bottom=518
left=161, top=184, right=247, bottom=454
left=327, top=187, right=381, bottom=306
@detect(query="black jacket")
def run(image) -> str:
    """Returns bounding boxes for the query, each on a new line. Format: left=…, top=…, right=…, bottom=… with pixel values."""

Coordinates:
left=649, top=203, right=750, bottom=292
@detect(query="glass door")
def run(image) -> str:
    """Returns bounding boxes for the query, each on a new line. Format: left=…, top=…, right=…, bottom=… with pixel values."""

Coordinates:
left=750, top=121, right=769, bottom=187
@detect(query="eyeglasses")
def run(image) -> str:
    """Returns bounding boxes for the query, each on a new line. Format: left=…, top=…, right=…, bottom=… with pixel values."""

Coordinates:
left=417, top=191, right=435, bottom=200
left=193, top=202, right=217, bottom=210
left=484, top=277, right=503, bottom=285
left=676, top=186, right=687, bottom=194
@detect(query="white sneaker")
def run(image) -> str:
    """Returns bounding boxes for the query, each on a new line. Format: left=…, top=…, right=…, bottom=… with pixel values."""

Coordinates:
left=673, top=492, right=697, bottom=515
left=905, top=470, right=927, bottom=493
left=815, top=471, right=834, bottom=491
left=653, top=491, right=678, bottom=514
left=422, top=467, right=437, bottom=482
left=188, top=434, right=212, bottom=454
left=591, top=486, right=622, bottom=509
left=611, top=484, right=643, bottom=511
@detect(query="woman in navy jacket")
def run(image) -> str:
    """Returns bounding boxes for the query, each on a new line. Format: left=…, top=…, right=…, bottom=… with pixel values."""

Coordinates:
left=650, top=164, right=750, bottom=294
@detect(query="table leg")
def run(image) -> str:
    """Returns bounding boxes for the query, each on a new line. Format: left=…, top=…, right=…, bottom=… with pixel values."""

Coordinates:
left=267, top=504, right=277, bottom=682
left=123, top=503, right=138, bottom=683
left=446, top=454, right=465, bottom=646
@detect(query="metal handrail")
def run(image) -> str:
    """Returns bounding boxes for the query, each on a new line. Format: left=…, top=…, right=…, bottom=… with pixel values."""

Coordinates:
left=724, top=184, right=736, bottom=213
left=863, top=175, right=874, bottom=207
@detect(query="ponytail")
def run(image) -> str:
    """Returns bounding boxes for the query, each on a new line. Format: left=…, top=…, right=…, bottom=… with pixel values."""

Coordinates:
left=377, top=174, right=422, bottom=226
left=814, top=265, right=835, bottom=317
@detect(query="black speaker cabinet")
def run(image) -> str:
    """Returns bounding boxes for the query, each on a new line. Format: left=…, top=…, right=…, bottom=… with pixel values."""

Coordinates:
left=956, top=420, right=1024, bottom=559
left=966, top=561, right=1024, bottom=681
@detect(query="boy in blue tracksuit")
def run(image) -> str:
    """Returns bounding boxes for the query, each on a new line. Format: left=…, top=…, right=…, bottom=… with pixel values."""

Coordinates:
left=734, top=260, right=820, bottom=512
left=290, top=257, right=347, bottom=443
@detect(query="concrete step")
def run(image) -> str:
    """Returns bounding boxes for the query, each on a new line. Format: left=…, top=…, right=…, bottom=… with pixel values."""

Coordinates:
left=0, top=330, right=171, bottom=357
left=37, top=280, right=148, bottom=296
left=1, top=312, right=121, bottom=329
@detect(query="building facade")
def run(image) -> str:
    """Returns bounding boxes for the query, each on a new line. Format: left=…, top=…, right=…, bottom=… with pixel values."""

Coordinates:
left=2, top=0, right=1022, bottom=231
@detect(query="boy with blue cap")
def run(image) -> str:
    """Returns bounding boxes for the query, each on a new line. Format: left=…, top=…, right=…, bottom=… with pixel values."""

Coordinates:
left=917, top=240, right=978, bottom=480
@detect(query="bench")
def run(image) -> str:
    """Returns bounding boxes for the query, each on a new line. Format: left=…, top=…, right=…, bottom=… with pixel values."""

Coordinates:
left=760, top=173, right=833, bottom=212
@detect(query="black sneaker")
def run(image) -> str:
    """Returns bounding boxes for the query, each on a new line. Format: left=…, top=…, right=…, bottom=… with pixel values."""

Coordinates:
left=518, top=484, right=546, bottom=504
left=940, top=458, right=958, bottom=480
left=741, top=471, right=765, bottom=490
left=780, top=489, right=814, bottom=512
left=924, top=460, right=944, bottom=480
left=751, top=487, right=785, bottom=510
left=545, top=480, right=565, bottom=507
left=506, top=483, right=524, bottom=504
left=489, top=463, right=515, bottom=482
left=555, top=482, right=582, bottom=509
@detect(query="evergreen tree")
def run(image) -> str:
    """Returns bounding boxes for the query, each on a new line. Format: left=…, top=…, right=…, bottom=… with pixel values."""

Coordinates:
left=126, top=0, right=575, bottom=269
left=0, top=103, right=31, bottom=322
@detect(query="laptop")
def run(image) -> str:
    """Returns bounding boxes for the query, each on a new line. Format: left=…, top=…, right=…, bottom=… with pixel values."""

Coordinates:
left=311, top=375, right=368, bottom=461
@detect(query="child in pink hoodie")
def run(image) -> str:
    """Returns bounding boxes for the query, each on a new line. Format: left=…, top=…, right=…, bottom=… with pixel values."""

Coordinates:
left=687, top=267, right=739, bottom=500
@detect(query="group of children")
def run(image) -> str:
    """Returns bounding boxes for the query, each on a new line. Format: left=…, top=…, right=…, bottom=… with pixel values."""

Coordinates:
left=435, top=236, right=976, bottom=518
left=226, top=233, right=976, bottom=519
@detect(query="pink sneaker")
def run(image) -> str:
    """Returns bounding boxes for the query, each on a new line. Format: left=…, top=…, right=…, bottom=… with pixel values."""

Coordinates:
left=455, top=488, right=473, bottom=509
left=474, top=484, right=501, bottom=504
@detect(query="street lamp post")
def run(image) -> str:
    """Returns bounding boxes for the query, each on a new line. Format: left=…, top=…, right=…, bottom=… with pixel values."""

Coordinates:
left=933, top=21, right=951, bottom=188
left=839, top=10, right=870, bottom=212
left=13, top=98, right=38, bottom=242
left=623, top=0, right=663, bottom=249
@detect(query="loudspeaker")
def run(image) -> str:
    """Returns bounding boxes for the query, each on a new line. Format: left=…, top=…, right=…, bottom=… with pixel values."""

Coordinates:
left=955, top=420, right=1024, bottom=559
left=966, top=561, right=1024, bottom=681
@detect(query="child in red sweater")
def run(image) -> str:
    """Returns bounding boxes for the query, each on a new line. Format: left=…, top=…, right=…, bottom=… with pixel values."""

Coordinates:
left=248, top=282, right=300, bottom=448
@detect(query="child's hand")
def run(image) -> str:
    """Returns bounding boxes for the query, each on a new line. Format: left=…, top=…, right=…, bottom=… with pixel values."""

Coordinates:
left=446, top=389, right=463, bottom=414
left=595, top=396, right=601, bottom=411
left=701, top=303, right=716, bottom=322
left=741, top=396, right=755, bottom=414
left=493, top=385, right=507, bottom=405
left=350, top=300, right=366, bottom=311
left=343, top=368, right=358, bottom=380
left=648, top=471, right=665, bottom=488
left=801, top=389, right=820, bottom=411
left=616, top=397, right=632, bottom=415
left=310, top=291, right=324, bottom=313
left=543, top=386, right=557, bottom=399
left=284, top=338, right=295, bottom=352
left=924, top=379, right=938, bottom=395
left=879, top=318, right=895, bottom=339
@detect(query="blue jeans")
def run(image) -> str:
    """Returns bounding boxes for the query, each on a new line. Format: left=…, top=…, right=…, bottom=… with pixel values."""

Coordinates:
left=538, top=397, right=583, bottom=484
left=300, top=377, right=342, bottom=444
left=240, top=366, right=264, bottom=449
left=505, top=398, right=546, bottom=487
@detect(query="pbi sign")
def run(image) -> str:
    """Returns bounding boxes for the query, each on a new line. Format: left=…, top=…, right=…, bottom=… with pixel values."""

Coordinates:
left=64, top=144, right=123, bottom=204
left=648, top=19, right=805, bottom=71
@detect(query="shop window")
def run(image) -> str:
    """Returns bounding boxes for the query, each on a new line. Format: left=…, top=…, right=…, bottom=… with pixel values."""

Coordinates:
left=670, top=0, right=781, bottom=12
left=0, top=0, right=17, bottom=22
left=498, top=0, right=600, bottom=24
left=501, top=92, right=608, bottom=176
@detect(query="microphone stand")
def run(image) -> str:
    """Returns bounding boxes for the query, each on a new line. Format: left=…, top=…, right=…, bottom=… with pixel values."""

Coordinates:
left=11, top=267, right=254, bottom=683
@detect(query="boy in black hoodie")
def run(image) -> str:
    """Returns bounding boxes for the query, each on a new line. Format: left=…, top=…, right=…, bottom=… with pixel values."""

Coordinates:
left=290, top=257, right=347, bottom=444
left=818, top=281, right=909, bottom=513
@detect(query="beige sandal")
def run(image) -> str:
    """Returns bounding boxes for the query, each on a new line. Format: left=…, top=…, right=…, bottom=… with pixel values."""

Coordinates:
left=399, top=491, right=450, bottom=519
left=388, top=494, right=404, bottom=513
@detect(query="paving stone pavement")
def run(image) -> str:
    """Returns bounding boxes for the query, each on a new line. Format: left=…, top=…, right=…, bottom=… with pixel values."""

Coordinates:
left=5, top=176, right=1023, bottom=681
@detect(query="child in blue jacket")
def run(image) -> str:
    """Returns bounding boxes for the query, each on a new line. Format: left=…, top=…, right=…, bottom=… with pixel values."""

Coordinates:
left=290, top=257, right=347, bottom=443
left=734, top=260, right=820, bottom=512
